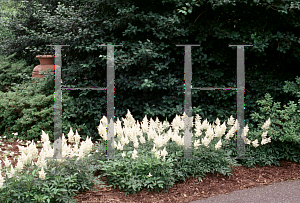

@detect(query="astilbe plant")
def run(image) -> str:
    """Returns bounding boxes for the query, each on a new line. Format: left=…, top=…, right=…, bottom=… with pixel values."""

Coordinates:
left=0, top=129, right=108, bottom=203
left=93, top=109, right=272, bottom=195
left=0, top=109, right=273, bottom=200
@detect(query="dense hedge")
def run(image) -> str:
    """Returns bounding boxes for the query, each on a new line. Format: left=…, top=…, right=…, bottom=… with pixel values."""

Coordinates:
left=0, top=52, right=88, bottom=142
left=0, top=0, right=299, bottom=144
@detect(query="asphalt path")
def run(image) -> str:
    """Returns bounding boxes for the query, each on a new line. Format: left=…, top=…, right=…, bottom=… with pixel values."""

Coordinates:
left=189, top=179, right=300, bottom=203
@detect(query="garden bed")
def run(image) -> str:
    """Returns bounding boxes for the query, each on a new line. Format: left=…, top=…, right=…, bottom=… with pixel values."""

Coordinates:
left=1, top=134, right=300, bottom=203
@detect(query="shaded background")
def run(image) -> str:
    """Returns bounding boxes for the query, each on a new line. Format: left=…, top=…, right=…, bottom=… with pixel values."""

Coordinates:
left=0, top=0, right=299, bottom=143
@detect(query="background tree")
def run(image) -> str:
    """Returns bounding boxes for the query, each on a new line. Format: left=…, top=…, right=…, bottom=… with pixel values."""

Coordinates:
left=0, top=0, right=26, bottom=43
left=0, top=0, right=299, bottom=144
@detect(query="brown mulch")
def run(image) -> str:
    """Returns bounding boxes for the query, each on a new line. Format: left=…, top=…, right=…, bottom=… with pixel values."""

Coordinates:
left=1, top=134, right=300, bottom=203
left=70, top=159, right=300, bottom=203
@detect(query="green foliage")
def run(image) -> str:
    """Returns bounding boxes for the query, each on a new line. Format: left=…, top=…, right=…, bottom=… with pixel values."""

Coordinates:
left=0, top=53, right=88, bottom=143
left=250, top=91, right=300, bottom=144
left=237, top=76, right=300, bottom=166
left=223, top=75, right=300, bottom=168
left=0, top=0, right=299, bottom=147
left=164, top=141, right=242, bottom=182
left=97, top=150, right=176, bottom=196
left=0, top=52, right=34, bottom=93
left=260, top=78, right=299, bottom=140
left=0, top=0, right=26, bottom=41
left=91, top=130, right=242, bottom=195
left=0, top=153, right=108, bottom=203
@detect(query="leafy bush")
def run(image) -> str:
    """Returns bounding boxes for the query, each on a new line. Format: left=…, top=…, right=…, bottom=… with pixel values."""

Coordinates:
left=96, top=150, right=176, bottom=196
left=89, top=85, right=300, bottom=194
left=91, top=116, right=244, bottom=196
left=0, top=0, right=24, bottom=44
left=0, top=52, right=35, bottom=93
left=233, top=76, right=300, bottom=167
left=0, top=53, right=88, bottom=143
left=0, top=153, right=108, bottom=203
left=1, top=0, right=300, bottom=143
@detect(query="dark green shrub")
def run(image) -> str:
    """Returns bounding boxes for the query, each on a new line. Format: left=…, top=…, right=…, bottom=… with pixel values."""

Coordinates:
left=232, top=76, right=300, bottom=167
left=1, top=0, right=300, bottom=143
left=0, top=52, right=35, bottom=93
left=0, top=53, right=88, bottom=143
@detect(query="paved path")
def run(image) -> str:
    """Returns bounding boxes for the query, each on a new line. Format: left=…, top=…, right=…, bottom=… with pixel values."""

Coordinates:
left=189, top=179, right=300, bottom=203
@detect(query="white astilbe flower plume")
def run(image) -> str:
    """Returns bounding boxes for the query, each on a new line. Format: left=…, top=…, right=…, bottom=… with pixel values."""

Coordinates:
left=17, top=151, right=29, bottom=166
left=261, top=131, right=268, bottom=139
left=201, top=136, right=212, bottom=148
left=4, top=157, right=11, bottom=168
left=0, top=171, right=4, bottom=188
left=115, top=119, right=124, bottom=140
left=39, top=167, right=46, bottom=180
left=200, top=118, right=210, bottom=130
left=152, top=144, right=156, bottom=153
left=227, top=115, right=235, bottom=126
left=139, top=135, right=146, bottom=144
left=160, top=147, right=168, bottom=160
left=15, top=159, right=24, bottom=173
left=133, top=140, right=139, bottom=148
left=68, top=127, right=75, bottom=143
left=155, top=150, right=161, bottom=159
left=215, top=139, right=222, bottom=150
left=194, top=139, right=201, bottom=149
left=120, top=134, right=130, bottom=146
left=224, top=125, right=236, bottom=140
left=132, top=149, right=138, bottom=159
left=214, top=118, right=221, bottom=126
left=99, top=115, right=107, bottom=128
left=153, top=135, right=165, bottom=148
left=252, top=139, right=259, bottom=148
left=243, top=125, right=250, bottom=140
left=141, top=116, right=150, bottom=134
left=122, top=152, right=126, bottom=158
left=261, top=137, right=272, bottom=145
left=35, top=149, right=48, bottom=169
left=97, top=122, right=107, bottom=141
left=6, top=165, right=15, bottom=179
left=41, top=130, right=49, bottom=143
left=261, top=118, right=271, bottom=130
left=116, top=141, right=124, bottom=150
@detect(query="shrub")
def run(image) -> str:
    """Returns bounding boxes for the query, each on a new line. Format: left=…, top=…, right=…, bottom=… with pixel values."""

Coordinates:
left=0, top=148, right=107, bottom=203
left=0, top=52, right=35, bottom=93
left=2, top=0, right=300, bottom=143
left=0, top=53, right=88, bottom=143
left=234, top=76, right=300, bottom=167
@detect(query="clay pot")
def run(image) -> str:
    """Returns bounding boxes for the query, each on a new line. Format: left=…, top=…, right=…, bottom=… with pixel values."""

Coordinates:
left=32, top=55, right=61, bottom=79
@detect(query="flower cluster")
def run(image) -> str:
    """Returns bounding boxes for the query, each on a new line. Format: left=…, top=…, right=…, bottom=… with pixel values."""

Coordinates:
left=0, top=109, right=272, bottom=190
left=97, top=109, right=272, bottom=161
left=0, top=128, right=94, bottom=188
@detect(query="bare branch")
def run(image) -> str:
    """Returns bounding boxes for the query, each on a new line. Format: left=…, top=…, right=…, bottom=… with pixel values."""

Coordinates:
left=193, top=10, right=208, bottom=26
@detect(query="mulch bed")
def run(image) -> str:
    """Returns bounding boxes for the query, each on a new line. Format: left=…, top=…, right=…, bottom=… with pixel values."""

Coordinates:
left=72, top=159, right=300, bottom=203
